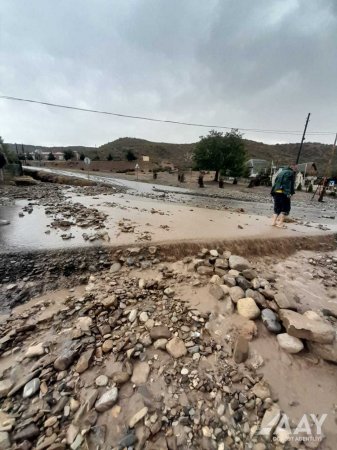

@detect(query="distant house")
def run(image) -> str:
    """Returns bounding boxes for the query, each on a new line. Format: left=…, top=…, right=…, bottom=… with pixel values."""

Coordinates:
left=297, top=162, right=318, bottom=176
left=246, top=159, right=270, bottom=177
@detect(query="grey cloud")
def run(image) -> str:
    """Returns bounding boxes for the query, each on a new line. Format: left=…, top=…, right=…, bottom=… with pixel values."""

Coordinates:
left=0, top=0, right=336, bottom=146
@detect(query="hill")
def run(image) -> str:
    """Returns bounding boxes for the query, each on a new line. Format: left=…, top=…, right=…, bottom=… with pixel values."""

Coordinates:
left=6, top=137, right=336, bottom=173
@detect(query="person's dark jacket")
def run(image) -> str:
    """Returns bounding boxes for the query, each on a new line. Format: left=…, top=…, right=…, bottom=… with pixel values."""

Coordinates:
left=271, top=167, right=295, bottom=197
left=0, top=151, right=7, bottom=169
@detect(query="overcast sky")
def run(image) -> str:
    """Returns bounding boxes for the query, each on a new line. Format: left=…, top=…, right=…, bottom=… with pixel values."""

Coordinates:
left=1, top=0, right=337, bottom=147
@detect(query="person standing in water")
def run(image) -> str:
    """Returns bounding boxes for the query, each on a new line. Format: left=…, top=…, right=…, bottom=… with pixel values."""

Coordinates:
left=271, top=166, right=296, bottom=228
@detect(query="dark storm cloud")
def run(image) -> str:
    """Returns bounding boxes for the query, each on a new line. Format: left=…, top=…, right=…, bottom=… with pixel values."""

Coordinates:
left=0, top=0, right=336, bottom=146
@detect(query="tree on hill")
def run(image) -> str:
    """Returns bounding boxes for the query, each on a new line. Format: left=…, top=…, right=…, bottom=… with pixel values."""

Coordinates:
left=126, top=150, right=137, bottom=161
left=193, top=129, right=246, bottom=181
left=107, top=153, right=113, bottom=161
left=63, top=149, right=75, bottom=161
left=48, top=152, right=56, bottom=161
left=93, top=155, right=100, bottom=161
left=79, top=153, right=85, bottom=161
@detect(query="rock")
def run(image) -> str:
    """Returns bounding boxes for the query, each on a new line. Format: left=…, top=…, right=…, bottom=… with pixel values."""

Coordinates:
left=209, top=284, right=225, bottom=301
left=54, top=349, right=77, bottom=371
left=139, top=312, right=149, bottom=322
left=242, top=269, right=258, bottom=280
left=303, top=310, right=321, bottom=321
left=215, top=258, right=229, bottom=270
left=279, top=310, right=335, bottom=343
left=95, top=387, right=118, bottom=412
left=166, top=337, right=187, bottom=358
left=274, top=293, right=298, bottom=310
left=210, top=274, right=221, bottom=284
left=102, top=339, right=113, bottom=353
left=197, top=266, right=213, bottom=275
left=150, top=326, right=171, bottom=340
left=0, top=432, right=10, bottom=450
left=70, top=399, right=80, bottom=412
left=229, top=255, right=251, bottom=271
left=36, top=434, right=57, bottom=450
left=210, top=249, right=218, bottom=257
left=0, top=380, right=13, bottom=398
left=13, top=424, right=40, bottom=442
left=118, top=433, right=137, bottom=448
left=66, top=424, right=79, bottom=445
left=246, top=289, right=267, bottom=307
left=252, top=382, right=271, bottom=400
left=77, top=316, right=92, bottom=332
left=237, top=298, right=260, bottom=319
left=111, top=371, right=130, bottom=385
left=75, top=349, right=94, bottom=373
left=236, top=276, right=252, bottom=291
left=129, top=407, right=148, bottom=428
left=95, top=375, right=109, bottom=387
left=222, top=296, right=235, bottom=315
left=131, top=362, right=151, bottom=385
left=260, top=289, right=275, bottom=300
left=101, top=295, right=116, bottom=307
left=70, top=434, right=83, bottom=450
left=128, top=309, right=138, bottom=323
left=233, top=335, right=249, bottom=363
left=229, top=286, right=245, bottom=303
left=277, top=333, right=304, bottom=354
left=154, top=338, right=168, bottom=349
left=259, top=404, right=281, bottom=440
left=25, top=343, right=45, bottom=358
left=23, top=378, right=40, bottom=398
left=110, top=262, right=122, bottom=273
left=164, top=287, right=175, bottom=297
left=261, top=309, right=282, bottom=334
left=223, top=275, right=236, bottom=287
left=44, top=416, right=58, bottom=428
left=307, top=340, right=337, bottom=363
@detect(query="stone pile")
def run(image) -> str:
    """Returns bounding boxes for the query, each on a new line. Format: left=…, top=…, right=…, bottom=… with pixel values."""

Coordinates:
left=0, top=247, right=334, bottom=449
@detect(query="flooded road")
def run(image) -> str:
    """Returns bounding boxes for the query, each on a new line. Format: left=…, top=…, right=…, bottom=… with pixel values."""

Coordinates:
left=1, top=167, right=336, bottom=253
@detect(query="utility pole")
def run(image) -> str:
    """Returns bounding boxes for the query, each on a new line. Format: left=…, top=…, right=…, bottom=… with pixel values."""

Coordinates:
left=296, top=113, right=311, bottom=165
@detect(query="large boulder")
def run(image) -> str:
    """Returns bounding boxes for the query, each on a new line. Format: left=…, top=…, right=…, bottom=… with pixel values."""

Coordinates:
left=307, top=340, right=337, bottom=363
left=237, top=298, right=260, bottom=320
left=229, top=255, right=251, bottom=271
left=279, top=310, right=335, bottom=344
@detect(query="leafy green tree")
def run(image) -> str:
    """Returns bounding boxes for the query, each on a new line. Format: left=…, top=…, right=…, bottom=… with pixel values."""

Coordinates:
left=79, top=153, right=85, bottom=161
left=27, top=153, right=34, bottom=160
left=126, top=150, right=137, bottom=161
left=48, top=152, right=56, bottom=161
left=107, top=153, right=113, bottom=161
left=193, top=129, right=246, bottom=181
left=63, top=149, right=75, bottom=161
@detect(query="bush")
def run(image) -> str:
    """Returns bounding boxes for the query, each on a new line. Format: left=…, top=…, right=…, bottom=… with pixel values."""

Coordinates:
left=297, top=183, right=302, bottom=191
left=307, top=184, right=313, bottom=193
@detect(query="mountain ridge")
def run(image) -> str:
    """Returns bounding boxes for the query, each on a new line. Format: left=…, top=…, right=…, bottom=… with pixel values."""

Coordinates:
left=6, top=137, right=335, bottom=172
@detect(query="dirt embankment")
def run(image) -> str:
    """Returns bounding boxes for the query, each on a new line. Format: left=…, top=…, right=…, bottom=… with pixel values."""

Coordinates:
left=23, top=169, right=99, bottom=187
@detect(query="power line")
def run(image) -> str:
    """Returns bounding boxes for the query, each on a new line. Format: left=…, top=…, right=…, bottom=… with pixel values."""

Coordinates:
left=0, top=94, right=335, bottom=136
